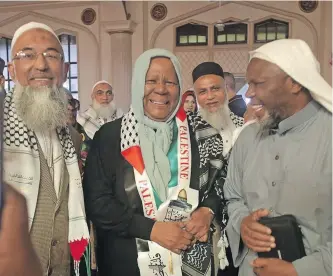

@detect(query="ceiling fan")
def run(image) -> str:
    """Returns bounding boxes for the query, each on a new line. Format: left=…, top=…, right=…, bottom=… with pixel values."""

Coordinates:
left=188, top=18, right=250, bottom=31
left=215, top=18, right=250, bottom=31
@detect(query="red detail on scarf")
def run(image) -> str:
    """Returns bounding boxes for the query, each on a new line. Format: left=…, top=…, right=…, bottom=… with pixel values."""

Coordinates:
left=122, top=146, right=145, bottom=174
left=69, top=238, right=89, bottom=261
left=176, top=106, right=187, bottom=122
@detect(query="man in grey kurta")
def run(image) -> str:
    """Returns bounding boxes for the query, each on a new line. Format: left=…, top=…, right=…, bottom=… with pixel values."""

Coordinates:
left=224, top=39, right=332, bottom=276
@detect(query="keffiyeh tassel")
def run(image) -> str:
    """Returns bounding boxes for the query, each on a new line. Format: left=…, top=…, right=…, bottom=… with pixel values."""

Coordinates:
left=217, top=229, right=230, bottom=270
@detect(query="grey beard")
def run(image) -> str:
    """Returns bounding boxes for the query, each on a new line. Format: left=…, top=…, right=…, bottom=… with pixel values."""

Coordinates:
left=199, top=103, right=236, bottom=133
left=92, top=100, right=116, bottom=119
left=13, top=83, right=68, bottom=132
left=258, top=110, right=283, bottom=139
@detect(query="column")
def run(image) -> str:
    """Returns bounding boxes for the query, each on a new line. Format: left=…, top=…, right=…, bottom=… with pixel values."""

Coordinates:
left=105, top=20, right=137, bottom=112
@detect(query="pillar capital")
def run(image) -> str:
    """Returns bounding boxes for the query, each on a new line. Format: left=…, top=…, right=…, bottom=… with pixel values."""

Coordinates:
left=103, top=20, right=137, bottom=35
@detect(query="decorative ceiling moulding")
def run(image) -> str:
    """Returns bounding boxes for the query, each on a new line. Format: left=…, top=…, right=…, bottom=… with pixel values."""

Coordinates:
left=81, top=8, right=97, bottom=25
left=102, top=20, right=137, bottom=35
left=174, top=19, right=209, bottom=28
left=0, top=10, right=101, bottom=79
left=0, top=32, right=12, bottom=39
left=0, top=11, right=99, bottom=46
left=150, top=3, right=168, bottom=21
left=212, top=17, right=248, bottom=25
left=239, top=1, right=318, bottom=54
left=149, top=0, right=318, bottom=56
left=56, top=28, right=79, bottom=38
left=0, top=1, right=98, bottom=12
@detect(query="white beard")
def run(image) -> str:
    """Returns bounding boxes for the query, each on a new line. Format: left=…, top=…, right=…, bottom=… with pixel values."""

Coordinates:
left=92, top=100, right=116, bottom=119
left=199, top=101, right=236, bottom=134
left=13, top=83, right=68, bottom=132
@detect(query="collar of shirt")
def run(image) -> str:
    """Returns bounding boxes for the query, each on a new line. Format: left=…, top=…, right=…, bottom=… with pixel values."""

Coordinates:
left=277, top=100, right=320, bottom=135
left=228, top=94, right=243, bottom=104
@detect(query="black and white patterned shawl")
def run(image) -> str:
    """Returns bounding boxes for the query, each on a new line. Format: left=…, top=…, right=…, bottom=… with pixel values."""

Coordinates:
left=3, top=89, right=89, bottom=275
left=187, top=110, right=244, bottom=227
left=183, top=110, right=243, bottom=274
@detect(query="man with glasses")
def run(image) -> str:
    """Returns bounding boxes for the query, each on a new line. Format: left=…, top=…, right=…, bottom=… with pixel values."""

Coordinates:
left=4, top=22, right=89, bottom=276
left=77, top=80, right=123, bottom=140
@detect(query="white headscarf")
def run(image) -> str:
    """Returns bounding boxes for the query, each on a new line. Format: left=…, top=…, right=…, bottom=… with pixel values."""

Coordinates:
left=11, top=22, right=60, bottom=53
left=249, top=39, right=332, bottom=113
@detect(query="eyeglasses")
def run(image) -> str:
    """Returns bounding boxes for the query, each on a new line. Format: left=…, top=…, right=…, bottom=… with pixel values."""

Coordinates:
left=68, top=98, right=80, bottom=110
left=13, top=49, right=63, bottom=62
left=145, top=80, right=179, bottom=88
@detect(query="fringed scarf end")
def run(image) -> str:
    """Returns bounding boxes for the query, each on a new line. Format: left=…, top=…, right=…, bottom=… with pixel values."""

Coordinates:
left=74, top=260, right=80, bottom=276
left=217, top=230, right=230, bottom=270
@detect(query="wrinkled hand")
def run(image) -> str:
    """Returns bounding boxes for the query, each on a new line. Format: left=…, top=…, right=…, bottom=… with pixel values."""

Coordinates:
left=150, top=221, right=194, bottom=254
left=251, top=258, right=297, bottom=276
left=0, top=184, right=43, bottom=276
left=183, top=207, right=213, bottom=243
left=240, top=209, right=275, bottom=252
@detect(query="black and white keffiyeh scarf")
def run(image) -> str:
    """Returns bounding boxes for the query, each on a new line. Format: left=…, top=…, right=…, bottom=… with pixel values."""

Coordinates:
left=188, top=110, right=244, bottom=202
left=3, top=89, right=89, bottom=275
left=187, top=110, right=244, bottom=271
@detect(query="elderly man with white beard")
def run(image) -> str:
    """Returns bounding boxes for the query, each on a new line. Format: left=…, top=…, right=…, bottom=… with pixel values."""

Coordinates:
left=4, top=22, right=89, bottom=276
left=77, top=80, right=123, bottom=139
left=187, top=62, right=244, bottom=276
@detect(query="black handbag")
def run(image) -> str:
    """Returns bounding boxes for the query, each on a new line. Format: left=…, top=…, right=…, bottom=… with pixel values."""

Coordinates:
left=258, top=214, right=306, bottom=262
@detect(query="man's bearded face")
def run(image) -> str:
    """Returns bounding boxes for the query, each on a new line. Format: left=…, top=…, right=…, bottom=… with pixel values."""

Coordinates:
left=194, top=74, right=235, bottom=132
left=13, top=83, right=68, bottom=131
left=93, top=83, right=113, bottom=106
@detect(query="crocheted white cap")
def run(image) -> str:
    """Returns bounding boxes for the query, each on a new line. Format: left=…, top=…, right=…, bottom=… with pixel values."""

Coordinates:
left=11, top=22, right=60, bottom=54
left=91, top=80, right=112, bottom=94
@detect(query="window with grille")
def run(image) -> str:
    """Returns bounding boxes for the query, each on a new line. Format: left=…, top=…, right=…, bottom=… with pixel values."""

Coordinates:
left=214, top=21, right=248, bottom=45
left=0, top=37, right=14, bottom=91
left=254, top=19, right=289, bottom=43
left=58, top=34, right=78, bottom=99
left=176, top=23, right=208, bottom=47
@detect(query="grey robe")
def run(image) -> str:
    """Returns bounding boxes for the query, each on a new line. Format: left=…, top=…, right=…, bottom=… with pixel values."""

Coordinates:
left=224, top=101, right=332, bottom=276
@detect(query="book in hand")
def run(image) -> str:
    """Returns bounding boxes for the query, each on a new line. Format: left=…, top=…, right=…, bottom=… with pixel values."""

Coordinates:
left=258, top=214, right=306, bottom=262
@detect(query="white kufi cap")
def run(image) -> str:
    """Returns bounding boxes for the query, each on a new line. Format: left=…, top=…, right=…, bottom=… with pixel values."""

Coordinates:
left=11, top=22, right=60, bottom=54
left=92, top=80, right=112, bottom=94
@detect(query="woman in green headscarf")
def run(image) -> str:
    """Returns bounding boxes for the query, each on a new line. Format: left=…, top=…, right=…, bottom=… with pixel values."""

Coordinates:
left=83, top=49, right=218, bottom=276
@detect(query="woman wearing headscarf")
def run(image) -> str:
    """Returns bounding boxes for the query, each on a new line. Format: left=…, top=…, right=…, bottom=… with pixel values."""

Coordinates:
left=83, top=49, right=221, bottom=276
left=181, top=89, right=198, bottom=113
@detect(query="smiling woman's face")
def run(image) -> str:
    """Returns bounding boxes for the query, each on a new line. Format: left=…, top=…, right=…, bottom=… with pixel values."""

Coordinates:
left=143, top=57, right=180, bottom=122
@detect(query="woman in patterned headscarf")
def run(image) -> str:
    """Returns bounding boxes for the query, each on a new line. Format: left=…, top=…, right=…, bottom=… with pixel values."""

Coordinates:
left=83, top=49, right=221, bottom=276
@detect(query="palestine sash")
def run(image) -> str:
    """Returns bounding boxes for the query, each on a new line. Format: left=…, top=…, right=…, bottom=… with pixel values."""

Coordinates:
left=121, top=109, right=199, bottom=275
